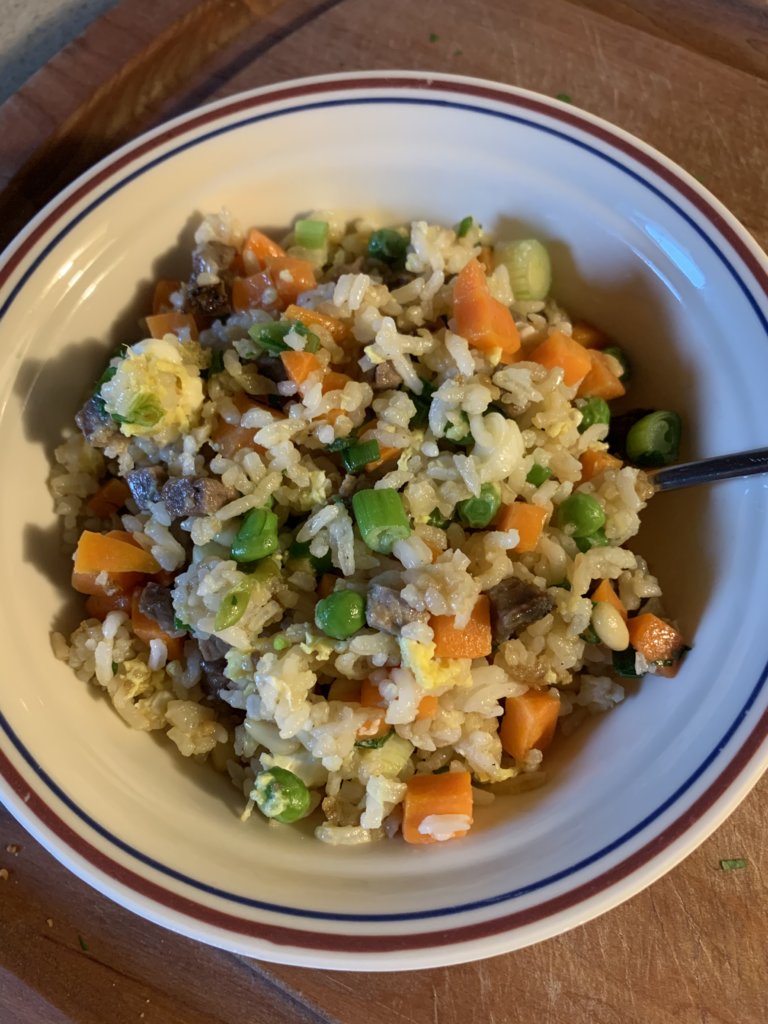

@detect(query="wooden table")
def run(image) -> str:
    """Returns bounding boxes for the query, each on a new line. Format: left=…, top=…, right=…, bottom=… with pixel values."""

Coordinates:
left=1, top=2, right=767, bottom=1021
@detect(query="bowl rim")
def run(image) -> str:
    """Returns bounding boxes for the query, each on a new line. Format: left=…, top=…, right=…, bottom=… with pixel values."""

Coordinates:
left=1, top=69, right=767, bottom=969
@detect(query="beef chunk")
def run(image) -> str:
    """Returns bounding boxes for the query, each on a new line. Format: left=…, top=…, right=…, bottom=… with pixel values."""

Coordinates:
left=197, top=635, right=231, bottom=661
left=486, top=578, right=554, bottom=644
left=138, top=583, right=184, bottom=636
left=373, top=361, right=403, bottom=391
left=254, top=352, right=288, bottom=384
left=161, top=477, right=236, bottom=518
left=126, top=466, right=166, bottom=509
left=187, top=279, right=231, bottom=319
left=365, top=584, right=428, bottom=636
left=191, top=242, right=237, bottom=279
left=75, top=396, right=120, bottom=448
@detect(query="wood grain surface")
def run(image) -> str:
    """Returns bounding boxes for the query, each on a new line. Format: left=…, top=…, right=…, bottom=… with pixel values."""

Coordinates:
left=1, top=1, right=767, bottom=1022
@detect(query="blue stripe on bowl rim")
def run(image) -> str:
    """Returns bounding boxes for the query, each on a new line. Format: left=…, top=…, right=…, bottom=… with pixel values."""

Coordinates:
left=1, top=85, right=767, bottom=928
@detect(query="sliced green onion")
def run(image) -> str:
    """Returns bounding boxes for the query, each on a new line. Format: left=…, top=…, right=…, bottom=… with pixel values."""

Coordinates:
left=428, top=507, right=451, bottom=529
left=719, top=858, right=747, bottom=871
left=526, top=464, right=552, bottom=487
left=576, top=397, right=611, bottom=434
left=575, top=527, right=609, bottom=552
left=456, top=216, right=474, bottom=238
left=602, top=345, right=631, bottom=382
left=326, top=436, right=355, bottom=453
left=625, top=411, right=682, bottom=467
left=94, top=364, right=117, bottom=393
left=612, top=646, right=642, bottom=678
left=494, top=239, right=552, bottom=301
left=231, top=507, right=279, bottom=563
left=456, top=484, right=501, bottom=529
left=303, top=332, right=320, bottom=353
left=342, top=439, right=381, bottom=474
left=248, top=321, right=291, bottom=353
left=214, top=578, right=255, bottom=630
left=555, top=493, right=606, bottom=538
left=272, top=635, right=290, bottom=651
left=315, top=590, right=366, bottom=640
left=287, top=539, right=334, bottom=574
left=367, top=228, right=408, bottom=268
left=409, top=378, right=436, bottom=429
left=352, top=488, right=411, bottom=554
left=252, top=767, right=311, bottom=823
left=173, top=616, right=190, bottom=632
left=294, top=219, right=329, bottom=250
left=209, top=350, right=225, bottom=375
left=355, top=727, right=394, bottom=749
left=581, top=623, right=600, bottom=645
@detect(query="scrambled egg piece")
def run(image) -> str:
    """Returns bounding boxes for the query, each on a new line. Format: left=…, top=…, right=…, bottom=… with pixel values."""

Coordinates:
left=101, top=335, right=204, bottom=444
left=399, top=638, right=472, bottom=692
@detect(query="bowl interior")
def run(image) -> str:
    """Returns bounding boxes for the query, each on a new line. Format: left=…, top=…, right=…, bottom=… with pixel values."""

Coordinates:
left=1, top=81, right=767, bottom=946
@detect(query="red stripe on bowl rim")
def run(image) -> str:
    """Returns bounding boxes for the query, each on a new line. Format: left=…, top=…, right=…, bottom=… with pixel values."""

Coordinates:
left=1, top=72, right=767, bottom=959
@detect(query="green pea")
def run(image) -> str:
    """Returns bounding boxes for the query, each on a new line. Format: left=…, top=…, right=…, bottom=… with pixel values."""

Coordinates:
left=576, top=397, right=611, bottom=434
left=231, top=507, right=279, bottom=563
left=456, top=484, right=502, bottom=529
left=252, top=767, right=311, bottom=823
left=602, top=345, right=631, bottom=382
left=575, top=527, right=609, bottom=552
left=367, top=228, right=408, bottom=268
left=526, top=464, right=552, bottom=487
left=315, top=590, right=366, bottom=640
left=555, top=493, right=606, bottom=538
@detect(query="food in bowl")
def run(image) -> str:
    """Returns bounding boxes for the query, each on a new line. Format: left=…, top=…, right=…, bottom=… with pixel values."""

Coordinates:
left=49, top=210, right=687, bottom=845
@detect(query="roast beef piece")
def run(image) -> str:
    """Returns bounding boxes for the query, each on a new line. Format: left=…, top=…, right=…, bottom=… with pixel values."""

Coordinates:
left=254, top=352, right=288, bottom=384
left=75, top=396, right=120, bottom=448
left=187, top=279, right=231, bottom=319
left=161, top=477, right=236, bottom=518
left=197, top=635, right=231, bottom=662
left=365, top=584, right=428, bottom=636
left=486, top=578, right=554, bottom=644
left=373, top=362, right=403, bottom=391
left=191, top=242, right=237, bottom=279
left=198, top=658, right=230, bottom=701
left=126, top=466, right=166, bottom=509
left=137, top=583, right=183, bottom=636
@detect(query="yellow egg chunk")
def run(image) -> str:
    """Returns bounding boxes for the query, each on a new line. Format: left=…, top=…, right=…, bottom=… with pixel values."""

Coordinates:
left=398, top=637, right=472, bottom=692
left=100, top=334, right=204, bottom=445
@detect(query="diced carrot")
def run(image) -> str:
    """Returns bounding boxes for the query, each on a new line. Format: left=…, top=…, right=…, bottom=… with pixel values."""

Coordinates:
left=570, top=319, right=609, bottom=349
left=210, top=393, right=283, bottom=458
left=73, top=530, right=160, bottom=576
left=72, top=570, right=146, bottom=597
left=431, top=596, right=492, bottom=659
left=241, top=228, right=286, bottom=272
left=496, top=503, right=547, bottom=553
left=318, top=574, right=337, bottom=599
left=130, top=589, right=184, bottom=662
left=499, top=689, right=560, bottom=762
left=528, top=329, right=592, bottom=387
left=577, top=349, right=626, bottom=400
left=285, top=304, right=350, bottom=343
left=84, top=589, right=134, bottom=619
left=231, top=273, right=281, bottom=314
left=152, top=279, right=182, bottom=316
left=366, top=444, right=400, bottom=471
left=453, top=259, right=521, bottom=359
left=591, top=580, right=627, bottom=621
left=360, top=677, right=386, bottom=708
left=421, top=539, right=444, bottom=562
left=86, top=478, right=131, bottom=518
left=280, top=350, right=322, bottom=388
left=402, top=770, right=473, bottom=845
left=266, top=257, right=317, bottom=306
left=627, top=613, right=687, bottom=677
left=144, top=312, right=198, bottom=341
left=416, top=695, right=439, bottom=720
left=579, top=449, right=622, bottom=482
left=322, top=370, right=351, bottom=393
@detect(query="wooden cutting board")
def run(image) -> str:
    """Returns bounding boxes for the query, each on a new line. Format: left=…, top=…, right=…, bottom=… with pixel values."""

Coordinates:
left=1, top=2, right=767, bottom=1022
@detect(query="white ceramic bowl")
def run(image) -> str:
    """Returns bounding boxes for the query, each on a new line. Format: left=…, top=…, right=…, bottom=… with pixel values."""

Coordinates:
left=1, top=71, right=767, bottom=971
